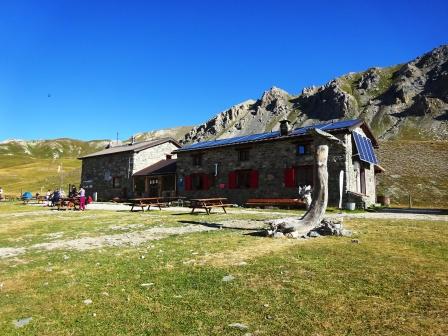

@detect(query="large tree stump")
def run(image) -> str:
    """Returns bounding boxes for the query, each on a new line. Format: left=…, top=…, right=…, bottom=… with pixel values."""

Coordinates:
left=267, top=128, right=346, bottom=237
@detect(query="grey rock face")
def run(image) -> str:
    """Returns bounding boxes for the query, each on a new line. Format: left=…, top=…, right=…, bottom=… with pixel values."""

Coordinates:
left=182, top=45, right=448, bottom=144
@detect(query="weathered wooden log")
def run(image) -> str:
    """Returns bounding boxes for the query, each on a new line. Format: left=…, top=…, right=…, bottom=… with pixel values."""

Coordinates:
left=267, top=128, right=346, bottom=236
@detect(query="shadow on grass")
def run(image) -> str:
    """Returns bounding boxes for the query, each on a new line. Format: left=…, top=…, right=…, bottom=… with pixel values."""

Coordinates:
left=178, top=220, right=267, bottom=234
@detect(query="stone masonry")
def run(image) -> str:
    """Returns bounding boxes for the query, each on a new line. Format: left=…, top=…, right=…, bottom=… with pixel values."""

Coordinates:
left=176, top=127, right=378, bottom=207
left=80, top=140, right=179, bottom=201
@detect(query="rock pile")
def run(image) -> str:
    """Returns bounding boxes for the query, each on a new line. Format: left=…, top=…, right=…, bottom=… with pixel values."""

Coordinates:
left=267, top=218, right=352, bottom=239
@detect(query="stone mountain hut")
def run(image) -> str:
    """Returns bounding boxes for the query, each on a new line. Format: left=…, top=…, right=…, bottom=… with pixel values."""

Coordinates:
left=173, top=119, right=384, bottom=208
left=79, top=138, right=181, bottom=201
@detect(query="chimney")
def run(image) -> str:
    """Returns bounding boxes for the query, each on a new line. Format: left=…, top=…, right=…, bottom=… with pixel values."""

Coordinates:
left=130, top=136, right=136, bottom=145
left=279, top=120, right=291, bottom=136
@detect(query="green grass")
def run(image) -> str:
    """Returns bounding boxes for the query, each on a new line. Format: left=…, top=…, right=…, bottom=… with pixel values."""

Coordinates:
left=0, top=204, right=447, bottom=335
left=0, top=155, right=81, bottom=195
left=376, top=140, right=448, bottom=207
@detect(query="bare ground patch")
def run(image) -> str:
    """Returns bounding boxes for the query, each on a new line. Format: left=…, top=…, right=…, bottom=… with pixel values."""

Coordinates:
left=0, top=225, right=216, bottom=259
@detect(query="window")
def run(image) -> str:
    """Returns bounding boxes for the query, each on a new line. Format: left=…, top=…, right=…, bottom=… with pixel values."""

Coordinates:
left=192, top=154, right=202, bottom=166
left=184, top=173, right=211, bottom=191
left=228, top=170, right=259, bottom=189
left=112, top=176, right=122, bottom=188
left=296, top=165, right=313, bottom=186
left=237, top=149, right=250, bottom=161
left=296, top=143, right=311, bottom=155
left=192, top=173, right=203, bottom=190
left=236, top=170, right=251, bottom=188
left=284, top=166, right=313, bottom=188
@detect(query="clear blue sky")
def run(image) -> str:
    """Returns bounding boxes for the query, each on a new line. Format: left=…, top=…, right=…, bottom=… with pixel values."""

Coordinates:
left=1, top=0, right=447, bottom=141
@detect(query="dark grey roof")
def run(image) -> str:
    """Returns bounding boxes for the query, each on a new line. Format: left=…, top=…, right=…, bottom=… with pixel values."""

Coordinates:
left=174, top=119, right=377, bottom=153
left=133, top=159, right=177, bottom=176
left=79, top=138, right=181, bottom=159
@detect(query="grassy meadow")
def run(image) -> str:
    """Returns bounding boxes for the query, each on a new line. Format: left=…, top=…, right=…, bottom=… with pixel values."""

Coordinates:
left=0, top=203, right=447, bottom=335
left=0, top=154, right=81, bottom=195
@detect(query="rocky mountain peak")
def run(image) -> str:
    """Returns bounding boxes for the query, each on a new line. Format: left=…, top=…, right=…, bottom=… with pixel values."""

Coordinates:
left=180, top=45, right=447, bottom=144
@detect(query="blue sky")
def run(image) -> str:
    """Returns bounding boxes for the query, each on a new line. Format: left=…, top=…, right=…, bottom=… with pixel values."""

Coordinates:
left=0, top=0, right=447, bottom=141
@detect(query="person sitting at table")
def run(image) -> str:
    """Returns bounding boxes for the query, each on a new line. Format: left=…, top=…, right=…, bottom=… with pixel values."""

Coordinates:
left=45, top=190, right=51, bottom=205
left=69, top=186, right=77, bottom=198
left=52, top=189, right=61, bottom=205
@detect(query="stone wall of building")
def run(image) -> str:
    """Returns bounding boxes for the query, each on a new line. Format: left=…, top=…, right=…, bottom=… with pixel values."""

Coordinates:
left=81, top=152, right=134, bottom=201
left=80, top=141, right=180, bottom=201
left=177, top=131, right=377, bottom=207
left=133, top=142, right=179, bottom=173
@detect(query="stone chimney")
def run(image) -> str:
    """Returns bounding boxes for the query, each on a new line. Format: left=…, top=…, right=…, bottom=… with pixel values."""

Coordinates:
left=130, top=136, right=136, bottom=145
left=279, top=120, right=291, bottom=136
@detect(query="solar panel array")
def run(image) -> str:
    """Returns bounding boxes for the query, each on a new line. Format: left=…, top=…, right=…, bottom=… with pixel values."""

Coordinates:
left=178, top=119, right=362, bottom=152
left=352, top=131, right=378, bottom=164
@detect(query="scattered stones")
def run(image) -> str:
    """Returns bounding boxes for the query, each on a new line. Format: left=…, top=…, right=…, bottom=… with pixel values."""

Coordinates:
left=236, top=261, right=248, bottom=266
left=273, top=232, right=284, bottom=238
left=13, top=317, right=32, bottom=328
left=63, top=254, right=70, bottom=260
left=286, top=231, right=300, bottom=239
left=83, top=299, right=93, bottom=305
left=222, top=275, right=235, bottom=282
left=351, top=239, right=360, bottom=244
left=140, top=283, right=154, bottom=287
left=228, top=323, right=249, bottom=331
left=308, top=231, right=321, bottom=238
left=101, top=292, right=109, bottom=296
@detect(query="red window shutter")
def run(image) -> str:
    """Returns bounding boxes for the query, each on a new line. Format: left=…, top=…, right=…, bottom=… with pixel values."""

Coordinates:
left=185, top=175, right=192, bottom=191
left=284, top=168, right=295, bottom=188
left=202, top=173, right=210, bottom=190
left=228, top=171, right=237, bottom=189
left=249, top=170, right=259, bottom=188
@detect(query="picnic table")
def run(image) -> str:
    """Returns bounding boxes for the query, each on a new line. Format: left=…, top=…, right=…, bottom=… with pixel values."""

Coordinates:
left=54, top=197, right=80, bottom=210
left=189, top=198, right=233, bottom=215
left=128, top=197, right=168, bottom=211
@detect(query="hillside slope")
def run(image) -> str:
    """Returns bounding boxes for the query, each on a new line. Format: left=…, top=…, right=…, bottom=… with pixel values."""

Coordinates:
left=0, top=126, right=190, bottom=194
left=376, top=140, right=448, bottom=207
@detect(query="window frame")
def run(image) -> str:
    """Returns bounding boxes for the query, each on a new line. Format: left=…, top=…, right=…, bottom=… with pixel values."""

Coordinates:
left=237, top=148, right=250, bottom=162
left=192, top=154, right=202, bottom=167
left=112, top=176, right=122, bottom=188
left=296, top=143, right=312, bottom=156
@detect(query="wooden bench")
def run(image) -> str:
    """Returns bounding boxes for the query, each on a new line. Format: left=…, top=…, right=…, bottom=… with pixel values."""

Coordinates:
left=190, top=198, right=233, bottom=215
left=128, top=198, right=168, bottom=211
left=245, top=198, right=306, bottom=209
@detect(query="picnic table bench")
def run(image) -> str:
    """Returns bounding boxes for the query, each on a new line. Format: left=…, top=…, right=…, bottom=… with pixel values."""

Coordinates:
left=189, top=198, right=233, bottom=215
left=54, top=197, right=80, bottom=210
left=245, top=198, right=306, bottom=209
left=128, top=198, right=168, bottom=211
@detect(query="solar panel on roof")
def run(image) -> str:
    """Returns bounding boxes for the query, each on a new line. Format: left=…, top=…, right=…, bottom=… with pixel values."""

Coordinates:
left=178, top=119, right=363, bottom=152
left=352, top=131, right=378, bottom=164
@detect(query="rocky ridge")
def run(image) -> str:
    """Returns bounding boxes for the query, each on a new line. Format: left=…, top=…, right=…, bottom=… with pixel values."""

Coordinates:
left=182, top=45, right=448, bottom=144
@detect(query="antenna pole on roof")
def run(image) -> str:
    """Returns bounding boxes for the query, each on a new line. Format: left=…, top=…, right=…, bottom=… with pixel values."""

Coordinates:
left=116, top=132, right=119, bottom=142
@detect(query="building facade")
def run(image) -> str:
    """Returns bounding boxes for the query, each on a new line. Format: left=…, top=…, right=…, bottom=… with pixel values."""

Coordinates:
left=174, top=119, right=382, bottom=208
left=79, top=138, right=180, bottom=201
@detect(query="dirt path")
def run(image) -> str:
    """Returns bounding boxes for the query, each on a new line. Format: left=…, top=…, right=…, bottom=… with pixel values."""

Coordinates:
left=0, top=224, right=216, bottom=259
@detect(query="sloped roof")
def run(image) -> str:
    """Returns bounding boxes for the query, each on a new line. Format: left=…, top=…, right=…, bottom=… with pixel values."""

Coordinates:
left=133, top=159, right=177, bottom=176
left=79, top=138, right=181, bottom=159
left=174, top=119, right=377, bottom=153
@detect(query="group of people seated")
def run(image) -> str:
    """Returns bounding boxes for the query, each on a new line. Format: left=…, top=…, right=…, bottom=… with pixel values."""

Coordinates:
left=44, top=186, right=87, bottom=210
